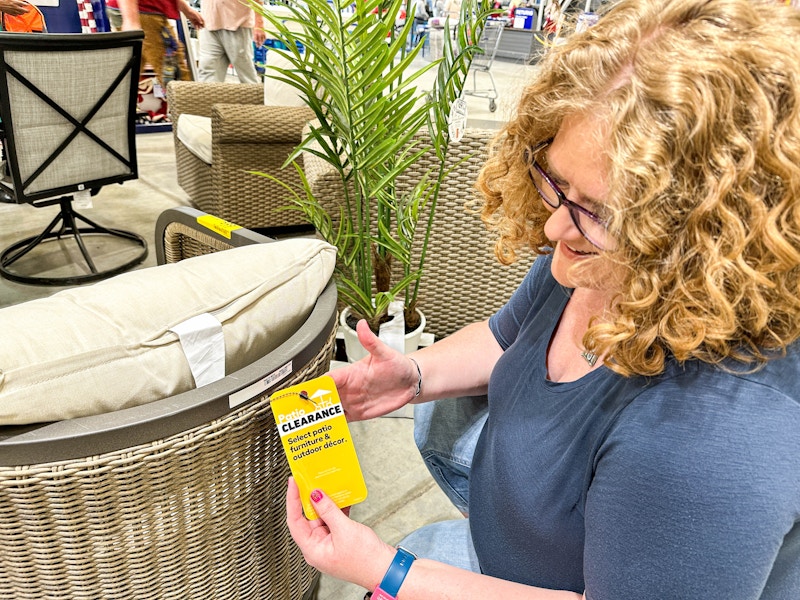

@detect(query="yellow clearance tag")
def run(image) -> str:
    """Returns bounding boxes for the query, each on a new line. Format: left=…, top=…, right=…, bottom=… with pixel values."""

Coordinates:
left=270, top=375, right=367, bottom=519
left=196, top=214, right=242, bottom=239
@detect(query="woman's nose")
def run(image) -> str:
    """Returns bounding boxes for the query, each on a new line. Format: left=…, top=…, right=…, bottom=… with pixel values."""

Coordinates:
left=544, top=204, right=579, bottom=241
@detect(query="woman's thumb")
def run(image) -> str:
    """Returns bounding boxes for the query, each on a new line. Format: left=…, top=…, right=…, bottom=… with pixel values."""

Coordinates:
left=310, top=488, right=346, bottom=526
left=356, top=319, right=396, bottom=359
left=355, top=319, right=379, bottom=348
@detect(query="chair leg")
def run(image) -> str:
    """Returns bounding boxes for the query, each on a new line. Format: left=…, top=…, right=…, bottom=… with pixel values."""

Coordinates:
left=0, top=196, right=148, bottom=286
left=0, top=209, right=66, bottom=267
left=61, top=202, right=98, bottom=273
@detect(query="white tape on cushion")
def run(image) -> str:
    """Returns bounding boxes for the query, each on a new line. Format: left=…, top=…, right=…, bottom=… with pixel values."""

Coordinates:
left=170, top=312, right=225, bottom=387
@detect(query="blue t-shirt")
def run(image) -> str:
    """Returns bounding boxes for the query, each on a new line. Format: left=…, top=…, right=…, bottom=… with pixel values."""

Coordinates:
left=471, top=255, right=800, bottom=599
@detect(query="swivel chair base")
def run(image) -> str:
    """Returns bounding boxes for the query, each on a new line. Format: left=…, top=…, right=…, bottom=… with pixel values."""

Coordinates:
left=0, top=196, right=148, bottom=286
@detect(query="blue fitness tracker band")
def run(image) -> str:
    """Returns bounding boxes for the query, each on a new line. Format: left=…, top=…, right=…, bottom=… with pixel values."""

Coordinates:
left=371, top=547, right=417, bottom=600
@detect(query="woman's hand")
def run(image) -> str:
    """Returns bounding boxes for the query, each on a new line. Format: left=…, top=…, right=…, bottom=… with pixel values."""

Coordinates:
left=178, top=0, right=204, bottom=29
left=253, top=15, right=266, bottom=47
left=0, top=0, right=29, bottom=16
left=331, top=319, right=502, bottom=420
left=186, top=8, right=203, bottom=29
left=287, top=479, right=583, bottom=600
left=286, top=478, right=394, bottom=590
left=329, top=319, right=420, bottom=421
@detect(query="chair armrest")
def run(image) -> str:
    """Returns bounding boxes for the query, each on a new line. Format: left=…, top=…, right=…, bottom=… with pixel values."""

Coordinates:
left=302, top=145, right=348, bottom=214
left=155, top=206, right=275, bottom=265
left=211, top=104, right=315, bottom=144
left=167, top=81, right=262, bottom=120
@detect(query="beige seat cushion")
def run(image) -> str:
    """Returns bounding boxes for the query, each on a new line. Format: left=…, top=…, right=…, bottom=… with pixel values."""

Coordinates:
left=176, top=113, right=212, bottom=165
left=0, top=238, right=336, bottom=425
left=176, top=51, right=306, bottom=165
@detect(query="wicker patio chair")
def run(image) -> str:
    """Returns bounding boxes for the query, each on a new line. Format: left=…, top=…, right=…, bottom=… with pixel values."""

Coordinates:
left=0, top=206, right=336, bottom=600
left=167, top=81, right=314, bottom=231
left=302, top=127, right=534, bottom=340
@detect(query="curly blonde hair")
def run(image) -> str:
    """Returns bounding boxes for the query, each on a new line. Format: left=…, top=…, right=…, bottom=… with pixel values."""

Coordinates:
left=477, top=0, right=800, bottom=376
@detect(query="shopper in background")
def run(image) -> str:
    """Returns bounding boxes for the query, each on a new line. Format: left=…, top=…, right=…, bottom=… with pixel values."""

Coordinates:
left=0, top=0, right=30, bottom=19
left=412, top=0, right=431, bottom=26
left=406, top=0, right=430, bottom=50
left=286, top=1, right=800, bottom=599
left=196, top=0, right=265, bottom=84
left=0, top=0, right=45, bottom=31
left=110, top=0, right=204, bottom=86
left=443, top=0, right=461, bottom=19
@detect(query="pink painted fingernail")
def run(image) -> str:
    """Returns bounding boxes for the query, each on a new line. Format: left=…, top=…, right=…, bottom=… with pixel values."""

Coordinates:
left=310, top=489, right=323, bottom=503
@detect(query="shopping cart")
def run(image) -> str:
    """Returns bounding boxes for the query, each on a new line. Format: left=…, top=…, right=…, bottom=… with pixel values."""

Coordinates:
left=464, top=20, right=504, bottom=112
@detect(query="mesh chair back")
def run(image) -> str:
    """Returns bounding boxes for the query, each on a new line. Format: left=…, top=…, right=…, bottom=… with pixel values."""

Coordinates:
left=0, top=32, right=141, bottom=201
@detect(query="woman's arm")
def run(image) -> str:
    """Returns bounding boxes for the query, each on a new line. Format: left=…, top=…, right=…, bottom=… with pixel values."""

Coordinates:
left=287, top=480, right=582, bottom=600
left=0, top=0, right=29, bottom=16
left=410, top=319, right=502, bottom=402
left=252, top=11, right=266, bottom=47
left=329, top=319, right=502, bottom=421
left=115, top=0, right=141, bottom=30
left=178, top=0, right=204, bottom=29
left=330, top=260, right=539, bottom=420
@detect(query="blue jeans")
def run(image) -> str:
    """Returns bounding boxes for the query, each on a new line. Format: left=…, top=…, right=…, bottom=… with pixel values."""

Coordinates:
left=412, top=395, right=488, bottom=514
left=398, top=517, right=481, bottom=572
left=397, top=396, right=488, bottom=572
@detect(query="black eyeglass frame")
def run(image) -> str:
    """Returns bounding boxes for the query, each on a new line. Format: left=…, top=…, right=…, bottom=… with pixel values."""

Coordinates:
left=525, top=139, right=609, bottom=250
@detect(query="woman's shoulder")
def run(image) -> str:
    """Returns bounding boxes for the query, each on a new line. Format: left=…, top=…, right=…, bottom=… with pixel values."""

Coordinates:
left=605, top=354, right=800, bottom=487
left=587, top=356, right=800, bottom=599
left=489, top=254, right=563, bottom=347
left=622, top=353, right=800, bottom=432
left=515, top=252, right=558, bottom=301
left=653, top=345, right=800, bottom=412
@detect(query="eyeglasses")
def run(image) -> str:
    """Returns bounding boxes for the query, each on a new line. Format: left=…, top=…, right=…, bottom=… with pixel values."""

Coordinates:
left=525, top=140, right=610, bottom=250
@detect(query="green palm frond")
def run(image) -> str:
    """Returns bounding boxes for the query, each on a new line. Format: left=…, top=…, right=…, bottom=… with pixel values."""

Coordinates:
left=250, top=0, right=495, bottom=329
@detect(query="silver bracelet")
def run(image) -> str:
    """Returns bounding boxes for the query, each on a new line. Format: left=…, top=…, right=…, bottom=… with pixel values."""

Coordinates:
left=408, top=357, right=422, bottom=398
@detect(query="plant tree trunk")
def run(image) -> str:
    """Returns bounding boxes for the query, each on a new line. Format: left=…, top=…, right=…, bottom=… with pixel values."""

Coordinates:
left=373, top=244, right=392, bottom=294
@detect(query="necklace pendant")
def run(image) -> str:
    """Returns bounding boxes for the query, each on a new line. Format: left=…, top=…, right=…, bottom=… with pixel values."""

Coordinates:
left=580, top=350, right=598, bottom=367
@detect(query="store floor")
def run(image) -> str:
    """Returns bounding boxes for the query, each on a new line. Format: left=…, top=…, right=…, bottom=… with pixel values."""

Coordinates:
left=0, top=54, right=538, bottom=599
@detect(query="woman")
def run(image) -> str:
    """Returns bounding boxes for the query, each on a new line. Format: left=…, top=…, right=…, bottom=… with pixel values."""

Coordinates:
left=286, top=1, right=800, bottom=598
left=111, top=0, right=204, bottom=85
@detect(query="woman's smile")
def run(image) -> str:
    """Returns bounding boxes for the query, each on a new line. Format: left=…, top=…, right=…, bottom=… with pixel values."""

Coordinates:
left=559, top=240, right=599, bottom=259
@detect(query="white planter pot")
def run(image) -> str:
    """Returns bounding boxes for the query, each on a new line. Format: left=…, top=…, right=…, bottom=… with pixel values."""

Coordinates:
left=339, top=307, right=426, bottom=363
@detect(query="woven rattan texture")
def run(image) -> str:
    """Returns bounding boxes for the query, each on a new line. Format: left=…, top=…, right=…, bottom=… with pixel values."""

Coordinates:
left=304, top=128, right=534, bottom=339
left=0, top=223, right=334, bottom=599
left=0, top=333, right=332, bottom=599
left=167, top=82, right=314, bottom=230
left=162, top=221, right=230, bottom=262
left=167, top=82, right=263, bottom=118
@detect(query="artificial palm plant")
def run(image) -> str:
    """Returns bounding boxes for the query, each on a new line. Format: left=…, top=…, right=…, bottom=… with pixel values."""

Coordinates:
left=253, top=0, right=496, bottom=334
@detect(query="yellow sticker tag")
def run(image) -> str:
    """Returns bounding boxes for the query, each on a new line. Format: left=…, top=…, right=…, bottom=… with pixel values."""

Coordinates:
left=270, top=375, right=367, bottom=519
left=196, top=215, right=242, bottom=239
